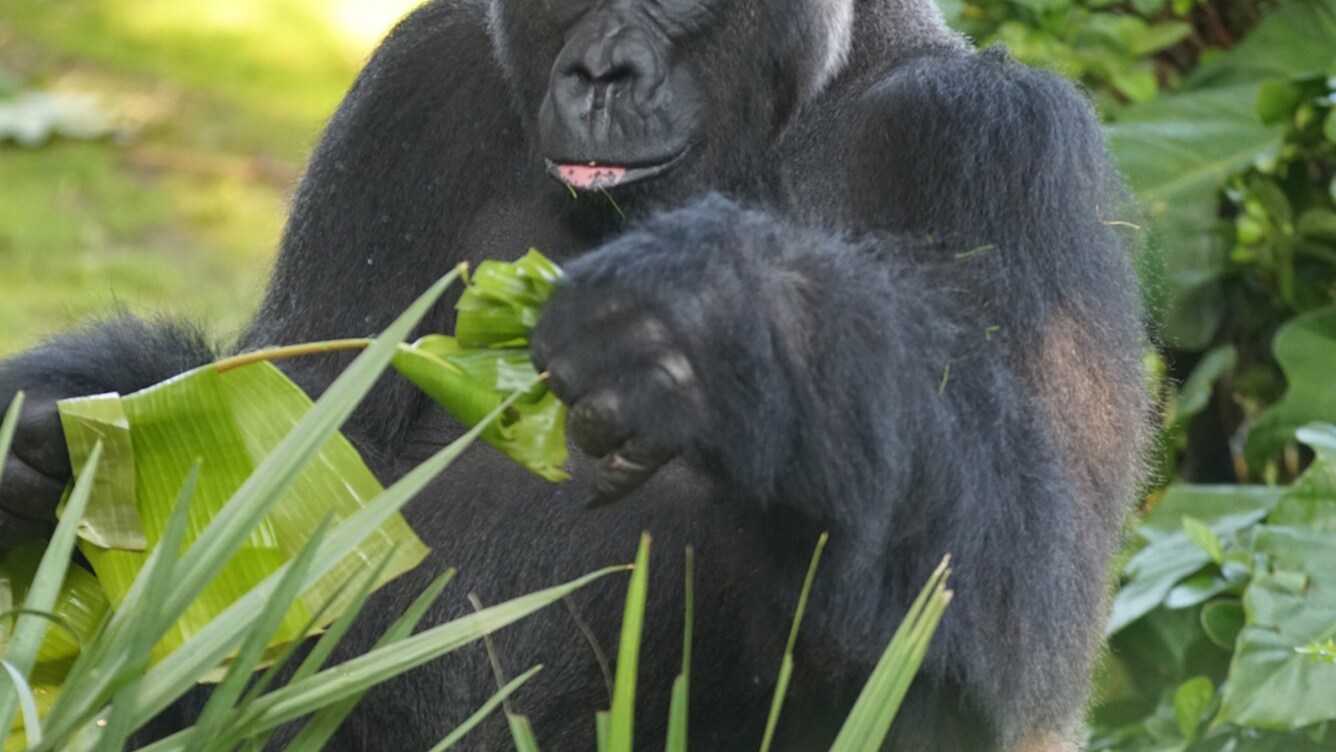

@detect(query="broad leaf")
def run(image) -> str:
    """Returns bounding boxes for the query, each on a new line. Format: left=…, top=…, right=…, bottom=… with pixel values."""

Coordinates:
left=59, top=361, right=428, bottom=663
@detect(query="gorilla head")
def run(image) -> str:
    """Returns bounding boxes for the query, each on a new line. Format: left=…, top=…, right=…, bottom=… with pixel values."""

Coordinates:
left=489, top=0, right=856, bottom=194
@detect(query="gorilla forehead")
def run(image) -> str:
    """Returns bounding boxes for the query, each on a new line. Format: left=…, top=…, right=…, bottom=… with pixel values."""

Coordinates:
left=490, top=0, right=857, bottom=99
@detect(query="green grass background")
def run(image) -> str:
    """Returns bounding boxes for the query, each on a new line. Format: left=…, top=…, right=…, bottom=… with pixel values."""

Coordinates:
left=0, top=0, right=421, bottom=356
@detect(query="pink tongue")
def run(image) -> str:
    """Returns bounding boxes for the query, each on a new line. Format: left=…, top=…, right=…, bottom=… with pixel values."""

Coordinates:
left=558, top=164, right=628, bottom=189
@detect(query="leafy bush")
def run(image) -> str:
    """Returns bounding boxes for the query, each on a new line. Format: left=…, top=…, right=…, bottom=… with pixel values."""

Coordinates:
left=1095, top=424, right=1336, bottom=750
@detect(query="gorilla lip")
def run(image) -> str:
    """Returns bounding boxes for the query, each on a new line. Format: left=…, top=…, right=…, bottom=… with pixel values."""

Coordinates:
left=545, top=150, right=690, bottom=191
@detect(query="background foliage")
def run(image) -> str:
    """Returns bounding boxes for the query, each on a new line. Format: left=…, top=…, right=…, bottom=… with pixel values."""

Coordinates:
left=3, top=0, right=1336, bottom=749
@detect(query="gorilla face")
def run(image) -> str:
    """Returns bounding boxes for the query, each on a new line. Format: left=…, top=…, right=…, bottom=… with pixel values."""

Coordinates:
left=536, top=0, right=712, bottom=191
left=493, top=0, right=854, bottom=196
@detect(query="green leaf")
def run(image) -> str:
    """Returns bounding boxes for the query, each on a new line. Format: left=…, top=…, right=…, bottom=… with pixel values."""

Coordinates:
left=1182, top=516, right=1225, bottom=564
left=186, top=516, right=332, bottom=752
left=61, top=361, right=429, bottom=664
left=1246, top=307, right=1336, bottom=467
left=1173, top=676, right=1215, bottom=740
left=426, top=667, right=543, bottom=752
left=760, top=533, right=827, bottom=752
left=1164, top=573, right=1230, bottom=610
left=1185, top=0, right=1336, bottom=88
left=278, top=567, right=454, bottom=752
left=1268, top=424, right=1336, bottom=531
left=455, top=249, right=563, bottom=348
left=507, top=713, right=542, bottom=752
left=1297, top=209, right=1336, bottom=243
left=135, top=565, right=625, bottom=752
left=392, top=342, right=568, bottom=482
left=1200, top=599, right=1245, bottom=651
left=56, top=397, right=145, bottom=551
left=829, top=557, right=951, bottom=752
left=1219, top=526, right=1336, bottom=728
left=1173, top=345, right=1237, bottom=428
left=1257, top=80, right=1304, bottom=125
left=1107, top=84, right=1280, bottom=349
left=1127, top=21, right=1192, bottom=58
left=664, top=547, right=693, bottom=752
left=1108, top=484, right=1279, bottom=635
left=606, top=534, right=650, bottom=752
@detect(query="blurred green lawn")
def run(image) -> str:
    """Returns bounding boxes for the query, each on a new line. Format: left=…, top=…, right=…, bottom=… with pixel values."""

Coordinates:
left=0, top=0, right=421, bottom=356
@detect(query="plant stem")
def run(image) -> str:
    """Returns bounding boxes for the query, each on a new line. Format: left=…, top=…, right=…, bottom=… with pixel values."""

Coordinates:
left=214, top=339, right=375, bottom=373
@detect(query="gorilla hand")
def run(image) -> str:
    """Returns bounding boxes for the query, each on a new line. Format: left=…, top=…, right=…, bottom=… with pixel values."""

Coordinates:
left=529, top=198, right=798, bottom=507
left=0, top=386, right=72, bottom=547
left=0, top=318, right=217, bottom=547
left=530, top=288, right=702, bottom=507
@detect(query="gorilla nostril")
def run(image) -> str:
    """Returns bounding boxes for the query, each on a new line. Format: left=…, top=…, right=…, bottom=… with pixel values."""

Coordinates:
left=567, top=60, right=639, bottom=89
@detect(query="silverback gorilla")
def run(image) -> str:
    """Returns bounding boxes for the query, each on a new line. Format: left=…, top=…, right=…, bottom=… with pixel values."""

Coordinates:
left=0, top=0, right=1150, bottom=749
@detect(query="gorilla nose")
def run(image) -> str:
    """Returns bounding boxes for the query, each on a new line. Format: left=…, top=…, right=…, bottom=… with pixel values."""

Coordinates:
left=557, top=34, right=660, bottom=111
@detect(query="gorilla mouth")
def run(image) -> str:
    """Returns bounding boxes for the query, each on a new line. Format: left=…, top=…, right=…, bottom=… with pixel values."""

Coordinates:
left=545, top=150, right=690, bottom=191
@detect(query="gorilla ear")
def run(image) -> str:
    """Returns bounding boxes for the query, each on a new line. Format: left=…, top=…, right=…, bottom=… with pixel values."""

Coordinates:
left=804, top=0, right=856, bottom=99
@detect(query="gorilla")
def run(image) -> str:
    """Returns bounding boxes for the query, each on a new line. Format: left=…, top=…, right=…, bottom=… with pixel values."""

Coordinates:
left=0, top=0, right=1150, bottom=749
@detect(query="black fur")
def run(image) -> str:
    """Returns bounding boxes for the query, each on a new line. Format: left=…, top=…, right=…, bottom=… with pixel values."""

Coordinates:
left=0, top=0, right=1149, bottom=749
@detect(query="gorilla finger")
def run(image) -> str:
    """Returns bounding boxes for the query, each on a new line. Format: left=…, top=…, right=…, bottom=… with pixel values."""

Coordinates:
left=0, top=457, right=67, bottom=522
left=586, top=437, right=675, bottom=508
left=568, top=391, right=627, bottom=458
left=12, top=399, right=72, bottom=480
left=0, top=512, right=57, bottom=549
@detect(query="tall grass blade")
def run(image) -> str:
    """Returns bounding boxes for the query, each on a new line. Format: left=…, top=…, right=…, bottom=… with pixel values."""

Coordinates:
left=94, top=465, right=200, bottom=752
left=596, top=711, right=609, bottom=752
left=134, top=564, right=626, bottom=752
left=665, top=546, right=693, bottom=752
left=427, top=666, right=543, bottom=752
left=189, top=515, right=332, bottom=752
left=0, top=661, right=40, bottom=748
left=0, top=393, right=21, bottom=480
left=278, top=568, right=456, bottom=752
left=828, top=556, right=952, bottom=752
left=0, top=441, right=103, bottom=743
left=507, top=713, right=542, bottom=752
left=759, top=532, right=827, bottom=752
left=607, top=533, right=650, bottom=752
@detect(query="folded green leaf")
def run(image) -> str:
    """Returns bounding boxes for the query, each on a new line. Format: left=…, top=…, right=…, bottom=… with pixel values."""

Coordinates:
left=58, top=361, right=429, bottom=665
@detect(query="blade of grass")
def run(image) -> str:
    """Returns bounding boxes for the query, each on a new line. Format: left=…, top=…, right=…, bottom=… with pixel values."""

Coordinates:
left=0, top=392, right=21, bottom=477
left=189, top=515, right=333, bottom=752
left=278, top=567, right=456, bottom=752
left=135, top=564, right=627, bottom=752
left=665, top=546, right=694, bottom=752
left=427, top=666, right=543, bottom=752
left=229, top=566, right=392, bottom=752
left=759, top=532, right=827, bottom=752
left=507, top=713, right=542, bottom=752
left=93, top=464, right=201, bottom=752
left=828, top=556, right=952, bottom=752
left=607, top=533, right=650, bottom=752
left=235, top=550, right=408, bottom=752
left=596, top=711, right=610, bottom=752
left=0, top=660, right=41, bottom=748
left=0, top=441, right=103, bottom=743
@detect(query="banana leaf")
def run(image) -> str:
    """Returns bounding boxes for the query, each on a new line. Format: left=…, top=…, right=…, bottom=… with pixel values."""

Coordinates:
left=57, top=361, right=429, bottom=665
